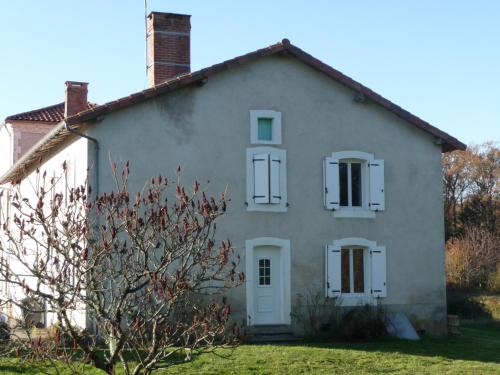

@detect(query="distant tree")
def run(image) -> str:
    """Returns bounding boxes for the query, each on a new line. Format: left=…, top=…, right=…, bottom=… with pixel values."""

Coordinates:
left=442, top=142, right=499, bottom=239
left=0, top=162, right=243, bottom=375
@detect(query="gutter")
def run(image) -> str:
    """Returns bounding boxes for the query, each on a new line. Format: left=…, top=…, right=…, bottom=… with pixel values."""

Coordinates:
left=64, top=121, right=99, bottom=199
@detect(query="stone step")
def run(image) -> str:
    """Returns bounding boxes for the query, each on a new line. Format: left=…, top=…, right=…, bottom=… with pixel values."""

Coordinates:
left=248, top=324, right=293, bottom=335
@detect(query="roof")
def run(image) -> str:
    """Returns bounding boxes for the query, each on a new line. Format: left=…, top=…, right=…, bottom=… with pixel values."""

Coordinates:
left=5, top=102, right=95, bottom=123
left=0, top=39, right=466, bottom=185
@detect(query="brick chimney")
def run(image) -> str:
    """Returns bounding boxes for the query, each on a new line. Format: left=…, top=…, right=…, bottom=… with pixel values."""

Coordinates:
left=64, top=81, right=88, bottom=117
left=147, top=12, right=191, bottom=87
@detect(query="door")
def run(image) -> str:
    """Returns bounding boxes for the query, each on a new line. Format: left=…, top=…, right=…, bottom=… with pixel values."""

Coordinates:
left=253, top=246, right=282, bottom=325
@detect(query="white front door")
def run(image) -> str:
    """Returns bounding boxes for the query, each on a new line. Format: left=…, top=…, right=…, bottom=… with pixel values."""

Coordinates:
left=253, top=246, right=282, bottom=325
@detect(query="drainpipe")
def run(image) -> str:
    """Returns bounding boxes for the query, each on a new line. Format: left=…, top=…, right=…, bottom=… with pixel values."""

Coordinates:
left=63, top=121, right=99, bottom=199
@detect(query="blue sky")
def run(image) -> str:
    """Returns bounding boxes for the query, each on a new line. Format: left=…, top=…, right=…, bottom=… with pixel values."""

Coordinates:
left=0, top=0, right=498, bottom=145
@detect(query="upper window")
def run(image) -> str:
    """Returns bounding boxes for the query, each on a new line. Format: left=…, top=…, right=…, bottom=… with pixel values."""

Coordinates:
left=250, top=110, right=282, bottom=145
left=246, top=147, right=287, bottom=212
left=323, top=151, right=385, bottom=218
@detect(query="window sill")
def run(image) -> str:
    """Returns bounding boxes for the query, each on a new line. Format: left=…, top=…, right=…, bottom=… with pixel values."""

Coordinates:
left=332, top=209, right=375, bottom=219
left=336, top=295, right=375, bottom=306
left=246, top=203, right=288, bottom=213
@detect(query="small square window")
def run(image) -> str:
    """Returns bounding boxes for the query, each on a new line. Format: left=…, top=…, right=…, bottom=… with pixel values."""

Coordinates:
left=257, top=118, right=273, bottom=141
left=250, top=110, right=281, bottom=145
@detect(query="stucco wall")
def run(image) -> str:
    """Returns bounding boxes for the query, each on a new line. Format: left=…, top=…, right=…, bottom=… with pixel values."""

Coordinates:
left=86, top=55, right=447, bottom=335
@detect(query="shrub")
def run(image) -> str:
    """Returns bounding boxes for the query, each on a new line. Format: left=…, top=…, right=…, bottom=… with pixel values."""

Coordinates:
left=446, top=226, right=499, bottom=290
left=447, top=291, right=492, bottom=319
left=487, top=264, right=500, bottom=293
left=334, top=305, right=387, bottom=341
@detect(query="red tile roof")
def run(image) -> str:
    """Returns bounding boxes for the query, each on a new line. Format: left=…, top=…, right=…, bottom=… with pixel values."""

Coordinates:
left=0, top=39, right=465, bottom=184
left=5, top=102, right=95, bottom=123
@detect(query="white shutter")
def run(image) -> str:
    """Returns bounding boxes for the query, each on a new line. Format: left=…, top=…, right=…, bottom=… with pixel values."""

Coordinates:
left=326, top=245, right=342, bottom=298
left=253, top=153, right=269, bottom=204
left=371, top=246, right=387, bottom=297
left=323, top=157, right=340, bottom=210
left=369, top=159, right=385, bottom=211
left=269, top=154, right=281, bottom=204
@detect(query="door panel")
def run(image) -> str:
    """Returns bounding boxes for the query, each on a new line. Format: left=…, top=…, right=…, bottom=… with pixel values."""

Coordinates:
left=254, top=246, right=281, bottom=325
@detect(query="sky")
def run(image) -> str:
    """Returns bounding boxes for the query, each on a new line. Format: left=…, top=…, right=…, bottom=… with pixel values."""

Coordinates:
left=0, top=0, right=498, bottom=145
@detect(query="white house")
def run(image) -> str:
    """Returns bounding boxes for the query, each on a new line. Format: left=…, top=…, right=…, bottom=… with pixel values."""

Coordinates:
left=0, top=12, right=465, bottom=335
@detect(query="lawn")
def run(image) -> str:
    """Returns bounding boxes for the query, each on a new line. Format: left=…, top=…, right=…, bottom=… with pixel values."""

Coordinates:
left=1, top=321, right=499, bottom=374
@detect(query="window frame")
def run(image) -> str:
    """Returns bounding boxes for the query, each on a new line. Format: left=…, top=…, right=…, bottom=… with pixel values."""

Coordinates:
left=326, top=237, right=384, bottom=306
left=250, top=110, right=282, bottom=145
left=246, top=147, right=287, bottom=212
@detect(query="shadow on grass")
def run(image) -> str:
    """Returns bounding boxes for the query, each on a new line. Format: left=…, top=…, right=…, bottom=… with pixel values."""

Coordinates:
left=297, top=320, right=500, bottom=365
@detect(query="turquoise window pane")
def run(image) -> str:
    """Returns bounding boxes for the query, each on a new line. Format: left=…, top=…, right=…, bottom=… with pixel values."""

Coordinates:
left=258, top=118, right=273, bottom=141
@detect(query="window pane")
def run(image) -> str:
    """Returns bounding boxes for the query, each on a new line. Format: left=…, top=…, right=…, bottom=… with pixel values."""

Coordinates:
left=339, top=162, right=348, bottom=206
left=257, top=118, right=273, bottom=141
left=258, top=259, right=271, bottom=285
left=351, top=163, right=362, bottom=207
left=341, top=249, right=350, bottom=293
left=353, top=248, right=364, bottom=293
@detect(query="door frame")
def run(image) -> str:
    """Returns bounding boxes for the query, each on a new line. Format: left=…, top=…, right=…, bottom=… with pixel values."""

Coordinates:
left=245, top=237, right=291, bottom=326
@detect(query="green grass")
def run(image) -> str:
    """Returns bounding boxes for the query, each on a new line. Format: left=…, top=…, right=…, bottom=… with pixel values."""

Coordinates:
left=2, top=321, right=499, bottom=374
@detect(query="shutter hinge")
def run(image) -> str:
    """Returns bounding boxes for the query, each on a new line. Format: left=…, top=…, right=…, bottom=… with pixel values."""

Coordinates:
left=253, top=195, right=265, bottom=199
left=272, top=196, right=282, bottom=199
left=325, top=187, right=328, bottom=194
left=329, top=162, right=338, bottom=165
left=253, top=158, right=265, bottom=162
left=371, top=163, right=379, bottom=166
left=271, top=159, right=281, bottom=163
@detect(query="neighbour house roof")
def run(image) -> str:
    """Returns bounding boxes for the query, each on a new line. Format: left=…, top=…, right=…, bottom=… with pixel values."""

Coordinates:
left=5, top=102, right=95, bottom=123
left=0, top=39, right=466, bottom=185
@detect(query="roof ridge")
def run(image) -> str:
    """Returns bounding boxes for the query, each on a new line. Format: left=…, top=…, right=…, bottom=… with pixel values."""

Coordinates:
left=5, top=102, right=64, bottom=121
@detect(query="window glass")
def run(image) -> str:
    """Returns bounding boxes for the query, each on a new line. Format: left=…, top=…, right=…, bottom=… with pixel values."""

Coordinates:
left=351, top=163, right=362, bottom=207
left=339, top=162, right=348, bottom=206
left=341, top=249, right=350, bottom=293
left=258, top=258, right=271, bottom=285
left=341, top=248, right=365, bottom=294
left=353, top=248, right=364, bottom=293
left=257, top=118, right=273, bottom=141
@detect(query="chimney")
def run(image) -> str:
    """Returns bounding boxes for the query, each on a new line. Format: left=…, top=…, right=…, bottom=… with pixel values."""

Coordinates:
left=147, top=12, right=191, bottom=87
left=65, top=81, right=88, bottom=117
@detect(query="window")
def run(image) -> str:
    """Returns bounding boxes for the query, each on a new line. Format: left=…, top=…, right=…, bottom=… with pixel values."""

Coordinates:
left=341, top=248, right=364, bottom=293
left=250, top=110, right=282, bottom=144
left=246, top=147, right=287, bottom=212
left=339, top=161, right=362, bottom=207
left=258, top=259, right=271, bottom=285
left=325, top=238, right=387, bottom=303
left=323, top=151, right=384, bottom=218
left=258, top=118, right=273, bottom=141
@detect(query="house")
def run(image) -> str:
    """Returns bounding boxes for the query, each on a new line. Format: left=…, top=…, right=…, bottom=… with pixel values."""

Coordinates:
left=0, top=12, right=465, bottom=335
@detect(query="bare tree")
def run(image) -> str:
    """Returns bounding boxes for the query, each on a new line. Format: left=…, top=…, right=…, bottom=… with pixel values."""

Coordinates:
left=0, top=161, right=244, bottom=374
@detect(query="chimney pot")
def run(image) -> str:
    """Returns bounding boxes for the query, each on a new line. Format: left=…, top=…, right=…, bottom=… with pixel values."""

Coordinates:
left=65, top=81, right=88, bottom=118
left=147, top=12, right=191, bottom=87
